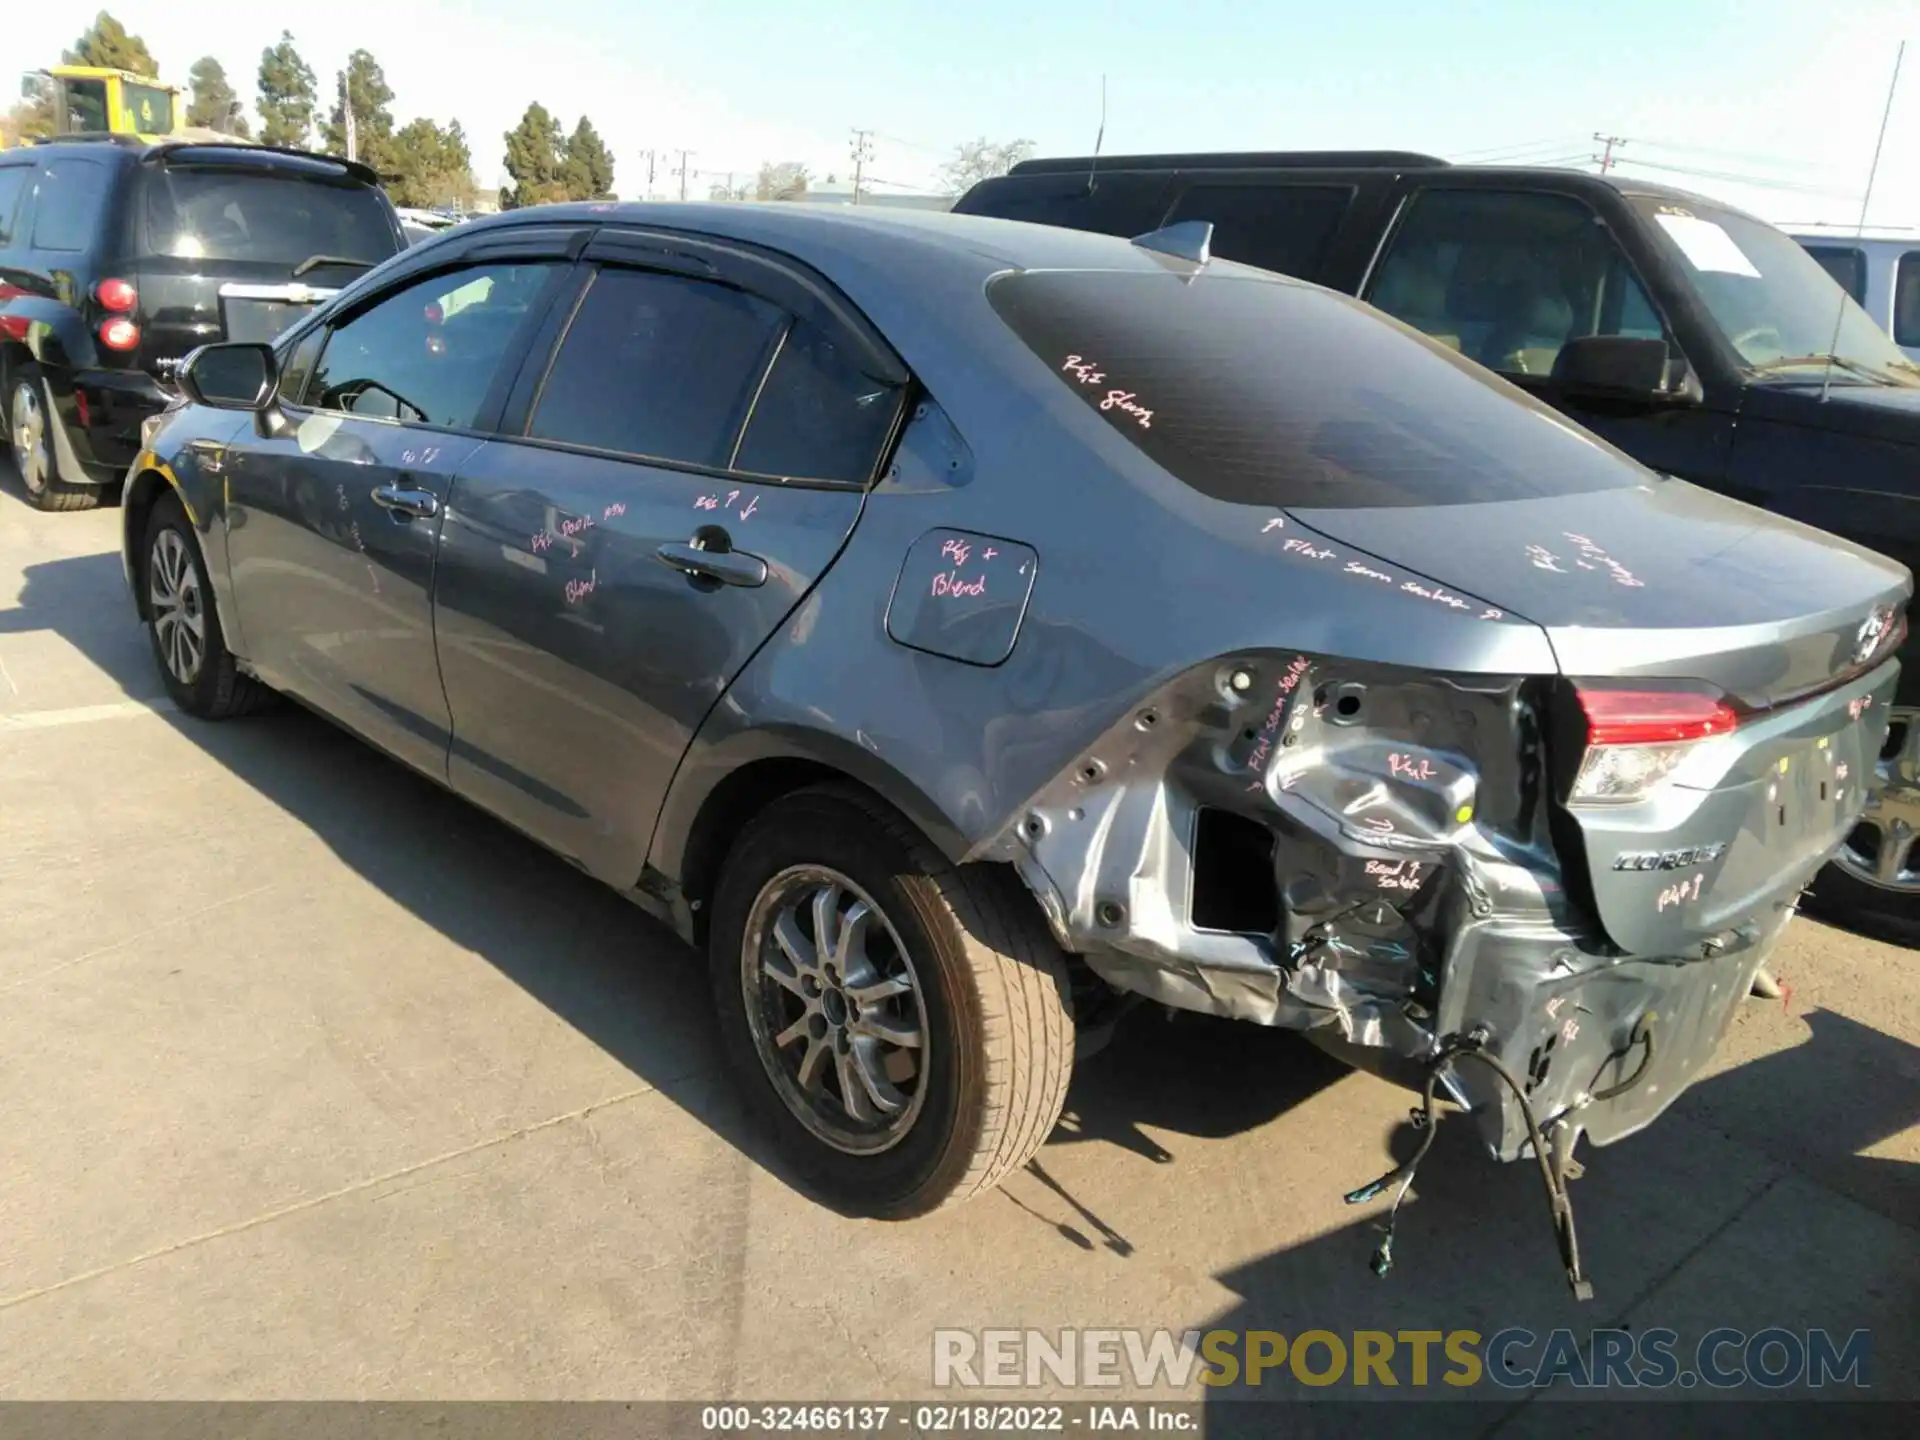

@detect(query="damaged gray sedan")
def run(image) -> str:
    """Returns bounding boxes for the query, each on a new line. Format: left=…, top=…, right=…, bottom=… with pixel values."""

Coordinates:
left=125, top=203, right=1907, bottom=1297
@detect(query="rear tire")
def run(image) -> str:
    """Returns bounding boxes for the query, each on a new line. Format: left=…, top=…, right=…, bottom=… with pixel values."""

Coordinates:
left=7, top=366, right=100, bottom=512
left=709, top=785, right=1075, bottom=1217
left=1805, top=705, right=1920, bottom=948
left=141, top=491, right=277, bottom=719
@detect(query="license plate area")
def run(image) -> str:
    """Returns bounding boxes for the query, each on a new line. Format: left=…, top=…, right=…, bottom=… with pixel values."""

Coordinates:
left=219, top=297, right=314, bottom=344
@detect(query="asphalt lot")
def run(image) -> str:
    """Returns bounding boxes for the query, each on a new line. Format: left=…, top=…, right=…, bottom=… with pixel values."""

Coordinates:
left=0, top=461, right=1913, bottom=1420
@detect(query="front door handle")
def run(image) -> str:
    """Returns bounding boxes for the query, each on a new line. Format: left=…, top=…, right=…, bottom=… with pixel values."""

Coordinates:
left=656, top=539, right=768, bottom=588
left=372, top=483, right=439, bottom=519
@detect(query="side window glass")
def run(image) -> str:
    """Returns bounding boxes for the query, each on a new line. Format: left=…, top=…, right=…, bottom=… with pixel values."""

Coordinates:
left=1164, top=184, right=1354, bottom=279
left=527, top=267, right=785, bottom=468
left=1894, top=252, right=1920, bottom=350
left=31, top=160, right=111, bottom=252
left=732, top=321, right=903, bottom=483
left=277, top=327, right=328, bottom=407
left=309, top=261, right=556, bottom=428
left=1367, top=189, right=1671, bottom=379
left=1801, top=245, right=1867, bottom=304
left=0, top=167, right=29, bottom=248
left=64, top=80, right=108, bottom=133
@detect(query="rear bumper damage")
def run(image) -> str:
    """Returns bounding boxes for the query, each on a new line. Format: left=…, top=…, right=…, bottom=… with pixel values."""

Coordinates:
left=988, top=647, right=1895, bottom=1166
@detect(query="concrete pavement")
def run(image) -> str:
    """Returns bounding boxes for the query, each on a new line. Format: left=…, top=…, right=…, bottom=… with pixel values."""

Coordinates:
left=0, top=465, right=1913, bottom=1415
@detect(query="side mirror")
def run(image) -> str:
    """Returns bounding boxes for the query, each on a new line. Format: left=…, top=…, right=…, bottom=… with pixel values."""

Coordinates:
left=177, top=342, right=278, bottom=411
left=1552, top=336, right=1698, bottom=404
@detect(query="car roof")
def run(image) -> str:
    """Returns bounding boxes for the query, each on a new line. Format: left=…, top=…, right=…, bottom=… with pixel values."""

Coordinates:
left=436, top=199, right=1208, bottom=282
left=996, top=150, right=1770, bottom=226
left=11, top=136, right=382, bottom=187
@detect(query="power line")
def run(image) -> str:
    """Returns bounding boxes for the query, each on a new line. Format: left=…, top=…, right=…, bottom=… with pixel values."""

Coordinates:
left=1449, top=135, right=1588, bottom=162
left=1607, top=154, right=1860, bottom=199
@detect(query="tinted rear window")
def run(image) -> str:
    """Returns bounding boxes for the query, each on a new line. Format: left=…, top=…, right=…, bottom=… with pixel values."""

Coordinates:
left=1801, top=244, right=1866, bottom=304
left=1163, top=183, right=1354, bottom=279
left=954, top=172, right=1170, bottom=237
left=988, top=269, right=1641, bottom=508
left=144, top=168, right=397, bottom=267
left=31, top=159, right=111, bottom=252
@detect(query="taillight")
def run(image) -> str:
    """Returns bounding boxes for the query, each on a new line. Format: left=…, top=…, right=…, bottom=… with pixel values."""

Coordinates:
left=1570, top=684, right=1740, bottom=804
left=98, top=317, right=140, bottom=351
left=95, top=277, right=138, bottom=312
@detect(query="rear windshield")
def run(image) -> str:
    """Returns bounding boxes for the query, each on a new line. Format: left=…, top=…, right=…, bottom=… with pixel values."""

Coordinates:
left=144, top=167, right=398, bottom=267
left=987, top=269, right=1641, bottom=508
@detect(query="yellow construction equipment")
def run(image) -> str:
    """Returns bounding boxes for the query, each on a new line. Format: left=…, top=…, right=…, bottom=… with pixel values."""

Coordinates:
left=13, top=65, right=188, bottom=145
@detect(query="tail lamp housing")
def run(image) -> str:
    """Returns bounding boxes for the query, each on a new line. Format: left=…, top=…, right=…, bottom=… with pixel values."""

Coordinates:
left=98, top=317, right=140, bottom=351
left=1569, top=684, right=1740, bottom=804
left=95, top=277, right=138, bottom=312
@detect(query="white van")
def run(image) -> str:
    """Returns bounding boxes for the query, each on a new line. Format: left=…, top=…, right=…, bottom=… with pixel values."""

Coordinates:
left=1788, top=228, right=1920, bottom=362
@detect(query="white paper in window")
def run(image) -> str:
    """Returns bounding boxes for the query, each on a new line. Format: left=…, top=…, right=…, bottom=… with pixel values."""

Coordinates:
left=1654, top=214, right=1761, bottom=278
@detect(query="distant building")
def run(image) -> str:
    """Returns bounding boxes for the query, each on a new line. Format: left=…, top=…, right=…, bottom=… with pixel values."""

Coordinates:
left=796, top=180, right=953, bottom=212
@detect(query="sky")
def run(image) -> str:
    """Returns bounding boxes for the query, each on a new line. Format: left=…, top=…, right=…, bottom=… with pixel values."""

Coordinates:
left=7, top=0, right=1918, bottom=227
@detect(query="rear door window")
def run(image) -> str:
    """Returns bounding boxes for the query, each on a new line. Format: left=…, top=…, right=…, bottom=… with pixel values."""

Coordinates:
left=1163, top=183, right=1354, bottom=279
left=308, top=262, right=557, bottom=429
left=1365, top=188, right=1670, bottom=378
left=988, top=267, right=1639, bottom=509
left=144, top=167, right=397, bottom=267
left=527, top=267, right=787, bottom=469
left=1895, top=252, right=1920, bottom=349
left=0, top=166, right=30, bottom=249
left=731, top=320, right=904, bottom=483
left=1800, top=244, right=1867, bottom=304
left=30, top=159, right=111, bottom=252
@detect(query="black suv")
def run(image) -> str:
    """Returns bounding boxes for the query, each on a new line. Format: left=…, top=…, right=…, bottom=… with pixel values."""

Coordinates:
left=956, top=150, right=1920, bottom=937
left=0, top=136, right=405, bottom=511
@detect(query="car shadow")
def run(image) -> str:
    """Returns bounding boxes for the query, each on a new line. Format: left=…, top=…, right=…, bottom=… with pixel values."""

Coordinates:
left=0, top=542, right=1361, bottom=1225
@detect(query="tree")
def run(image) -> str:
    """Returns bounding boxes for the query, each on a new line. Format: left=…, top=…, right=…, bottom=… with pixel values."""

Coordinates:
left=707, top=176, right=752, bottom=201
left=501, top=102, right=567, bottom=209
left=3, top=81, right=56, bottom=147
left=64, top=11, right=159, bottom=76
left=186, top=57, right=249, bottom=136
left=560, top=116, right=616, bottom=200
left=321, top=50, right=396, bottom=169
left=257, top=32, right=318, bottom=149
left=940, top=137, right=1035, bottom=195
left=387, top=117, right=480, bottom=211
left=754, top=161, right=810, bottom=202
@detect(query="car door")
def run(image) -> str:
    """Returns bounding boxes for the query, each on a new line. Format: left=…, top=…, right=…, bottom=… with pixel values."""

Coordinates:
left=1363, top=184, right=1735, bottom=486
left=432, top=233, right=909, bottom=883
left=222, top=254, right=572, bottom=778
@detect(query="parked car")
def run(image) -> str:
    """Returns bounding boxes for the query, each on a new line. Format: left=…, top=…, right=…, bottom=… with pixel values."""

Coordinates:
left=1788, top=227, right=1920, bottom=362
left=0, top=135, right=405, bottom=511
left=124, top=204, right=1905, bottom=1294
left=955, top=151, right=1920, bottom=940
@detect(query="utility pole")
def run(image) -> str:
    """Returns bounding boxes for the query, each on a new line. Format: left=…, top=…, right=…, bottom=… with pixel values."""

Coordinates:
left=341, top=71, right=356, bottom=162
left=675, top=149, right=694, bottom=201
left=849, top=128, right=874, bottom=203
left=639, top=149, right=656, bottom=199
left=1592, top=132, right=1626, bottom=173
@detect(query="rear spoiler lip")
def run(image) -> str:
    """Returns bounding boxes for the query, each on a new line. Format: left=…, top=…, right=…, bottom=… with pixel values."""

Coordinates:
left=139, top=142, right=382, bottom=189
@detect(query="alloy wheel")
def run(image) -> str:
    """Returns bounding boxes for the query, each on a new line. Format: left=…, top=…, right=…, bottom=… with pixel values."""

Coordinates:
left=9, top=381, right=49, bottom=495
left=1835, top=706, right=1920, bottom=892
left=148, top=529, right=207, bottom=686
left=740, top=865, right=931, bottom=1155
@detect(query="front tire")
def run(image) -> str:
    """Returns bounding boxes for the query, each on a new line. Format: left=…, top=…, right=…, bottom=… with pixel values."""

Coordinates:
left=142, top=491, right=276, bottom=719
left=8, top=366, right=99, bottom=512
left=709, top=785, right=1075, bottom=1217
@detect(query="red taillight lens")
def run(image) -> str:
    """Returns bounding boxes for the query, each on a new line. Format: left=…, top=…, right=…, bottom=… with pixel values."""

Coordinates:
left=95, top=277, right=138, bottom=312
left=1570, top=684, right=1740, bottom=804
left=1577, top=687, right=1740, bottom=746
left=98, top=317, right=140, bottom=351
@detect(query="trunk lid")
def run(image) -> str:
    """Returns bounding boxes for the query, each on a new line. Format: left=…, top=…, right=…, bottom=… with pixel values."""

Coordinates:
left=1291, top=478, right=1911, bottom=955
left=1288, top=477, right=1910, bottom=709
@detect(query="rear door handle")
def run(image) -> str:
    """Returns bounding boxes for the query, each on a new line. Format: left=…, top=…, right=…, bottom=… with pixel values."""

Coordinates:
left=655, top=540, right=768, bottom=588
left=372, top=484, right=439, bottom=519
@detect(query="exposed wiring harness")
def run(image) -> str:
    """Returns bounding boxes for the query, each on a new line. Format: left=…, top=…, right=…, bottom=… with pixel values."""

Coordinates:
left=1344, top=1026, right=1596, bottom=1302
